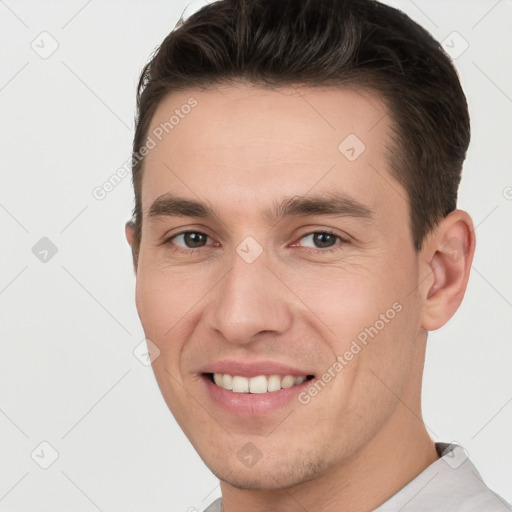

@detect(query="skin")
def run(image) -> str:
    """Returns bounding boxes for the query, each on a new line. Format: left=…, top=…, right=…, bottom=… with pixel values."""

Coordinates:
left=125, top=84, right=475, bottom=512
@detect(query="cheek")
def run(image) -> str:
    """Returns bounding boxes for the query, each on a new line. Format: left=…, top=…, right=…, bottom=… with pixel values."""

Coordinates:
left=135, top=269, right=197, bottom=418
left=135, top=266, right=187, bottom=360
left=136, top=273, right=167, bottom=333
left=296, top=254, right=421, bottom=390
left=296, top=261, right=409, bottom=340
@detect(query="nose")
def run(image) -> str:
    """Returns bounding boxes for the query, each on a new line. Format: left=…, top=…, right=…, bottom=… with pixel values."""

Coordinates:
left=204, top=248, right=294, bottom=345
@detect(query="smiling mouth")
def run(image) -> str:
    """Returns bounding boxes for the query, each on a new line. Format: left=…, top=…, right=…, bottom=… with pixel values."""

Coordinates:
left=204, top=373, right=315, bottom=394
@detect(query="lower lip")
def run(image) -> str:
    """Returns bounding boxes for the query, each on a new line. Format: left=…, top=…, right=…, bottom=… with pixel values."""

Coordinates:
left=201, top=374, right=313, bottom=417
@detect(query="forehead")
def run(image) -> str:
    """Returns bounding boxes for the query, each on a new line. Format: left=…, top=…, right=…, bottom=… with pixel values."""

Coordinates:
left=140, top=84, right=402, bottom=223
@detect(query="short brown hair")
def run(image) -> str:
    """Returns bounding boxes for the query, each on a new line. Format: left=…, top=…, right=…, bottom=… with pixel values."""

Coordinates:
left=129, top=0, right=470, bottom=263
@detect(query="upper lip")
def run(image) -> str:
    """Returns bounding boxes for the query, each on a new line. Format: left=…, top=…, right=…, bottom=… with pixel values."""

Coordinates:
left=200, top=360, right=315, bottom=378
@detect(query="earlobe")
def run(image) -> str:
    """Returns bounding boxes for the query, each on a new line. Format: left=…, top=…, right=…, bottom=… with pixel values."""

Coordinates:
left=420, top=210, right=476, bottom=331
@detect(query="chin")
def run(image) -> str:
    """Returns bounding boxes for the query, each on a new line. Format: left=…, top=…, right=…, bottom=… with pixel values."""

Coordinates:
left=202, top=451, right=329, bottom=491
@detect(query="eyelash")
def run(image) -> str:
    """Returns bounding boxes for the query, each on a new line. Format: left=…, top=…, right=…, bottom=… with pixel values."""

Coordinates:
left=163, top=230, right=348, bottom=255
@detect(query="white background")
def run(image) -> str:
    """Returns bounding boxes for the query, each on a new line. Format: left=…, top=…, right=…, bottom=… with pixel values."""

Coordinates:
left=1, top=0, right=511, bottom=510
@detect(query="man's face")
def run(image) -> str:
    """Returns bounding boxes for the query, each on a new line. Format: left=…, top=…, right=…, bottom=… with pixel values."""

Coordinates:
left=130, top=85, right=427, bottom=489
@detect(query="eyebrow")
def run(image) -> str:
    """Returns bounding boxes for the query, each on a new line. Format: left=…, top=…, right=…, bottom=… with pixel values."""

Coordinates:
left=147, top=191, right=373, bottom=225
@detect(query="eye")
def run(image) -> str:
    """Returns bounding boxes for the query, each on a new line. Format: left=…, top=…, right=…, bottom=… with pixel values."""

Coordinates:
left=293, top=231, right=347, bottom=253
left=166, top=231, right=214, bottom=251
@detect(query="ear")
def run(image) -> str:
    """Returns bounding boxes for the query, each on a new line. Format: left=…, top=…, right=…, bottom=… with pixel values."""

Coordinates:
left=125, top=220, right=138, bottom=273
left=419, top=210, right=476, bottom=331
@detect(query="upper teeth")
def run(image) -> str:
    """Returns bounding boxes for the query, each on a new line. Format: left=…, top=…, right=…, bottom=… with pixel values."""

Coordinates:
left=213, top=373, right=307, bottom=393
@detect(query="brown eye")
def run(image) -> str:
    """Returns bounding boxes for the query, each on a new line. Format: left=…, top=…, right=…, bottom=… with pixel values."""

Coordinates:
left=298, top=231, right=344, bottom=251
left=310, top=232, right=338, bottom=249
left=169, top=231, right=210, bottom=249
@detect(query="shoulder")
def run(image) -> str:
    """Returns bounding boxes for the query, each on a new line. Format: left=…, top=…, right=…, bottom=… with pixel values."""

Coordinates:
left=202, top=497, right=222, bottom=512
left=376, top=443, right=512, bottom=512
